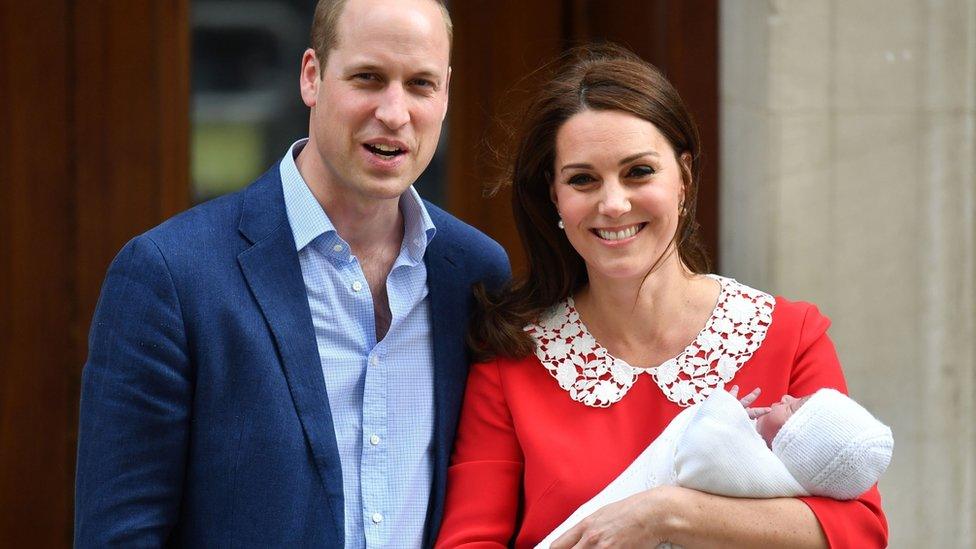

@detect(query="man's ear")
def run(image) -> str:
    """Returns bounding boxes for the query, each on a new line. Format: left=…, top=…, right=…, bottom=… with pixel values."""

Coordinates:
left=300, top=49, right=321, bottom=108
left=442, top=66, right=452, bottom=121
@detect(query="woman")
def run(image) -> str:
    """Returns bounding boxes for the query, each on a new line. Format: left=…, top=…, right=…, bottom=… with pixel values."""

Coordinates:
left=435, top=45, right=887, bottom=548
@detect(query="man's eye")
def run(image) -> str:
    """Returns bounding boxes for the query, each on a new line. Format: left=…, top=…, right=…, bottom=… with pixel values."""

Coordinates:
left=411, top=78, right=435, bottom=89
left=353, top=73, right=379, bottom=82
left=627, top=165, right=655, bottom=178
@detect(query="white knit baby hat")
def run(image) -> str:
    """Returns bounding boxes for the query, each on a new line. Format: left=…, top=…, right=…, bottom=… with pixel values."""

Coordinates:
left=771, top=388, right=893, bottom=500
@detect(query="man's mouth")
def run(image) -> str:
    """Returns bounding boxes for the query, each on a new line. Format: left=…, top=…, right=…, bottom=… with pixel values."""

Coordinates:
left=363, top=143, right=407, bottom=158
left=591, top=223, right=646, bottom=241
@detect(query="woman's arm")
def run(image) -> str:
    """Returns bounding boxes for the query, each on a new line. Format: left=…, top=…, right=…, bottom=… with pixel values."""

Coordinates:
left=552, top=485, right=826, bottom=548
left=435, top=359, right=524, bottom=547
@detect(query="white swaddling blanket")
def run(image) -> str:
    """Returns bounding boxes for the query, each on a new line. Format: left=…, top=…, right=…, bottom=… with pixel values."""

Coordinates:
left=536, top=390, right=806, bottom=548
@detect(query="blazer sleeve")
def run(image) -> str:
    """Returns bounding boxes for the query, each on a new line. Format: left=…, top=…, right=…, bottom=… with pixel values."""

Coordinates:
left=787, top=304, right=889, bottom=549
left=74, top=235, right=192, bottom=547
left=435, top=359, right=524, bottom=548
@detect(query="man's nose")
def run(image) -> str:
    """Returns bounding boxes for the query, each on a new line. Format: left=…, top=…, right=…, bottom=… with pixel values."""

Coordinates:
left=375, top=84, right=410, bottom=130
left=598, top=180, right=631, bottom=217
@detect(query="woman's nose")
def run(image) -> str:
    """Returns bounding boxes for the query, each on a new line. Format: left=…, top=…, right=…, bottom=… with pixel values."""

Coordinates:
left=597, top=181, right=631, bottom=217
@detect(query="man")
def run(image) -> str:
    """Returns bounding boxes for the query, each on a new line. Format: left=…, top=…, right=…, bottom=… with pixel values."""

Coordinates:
left=74, top=0, right=509, bottom=546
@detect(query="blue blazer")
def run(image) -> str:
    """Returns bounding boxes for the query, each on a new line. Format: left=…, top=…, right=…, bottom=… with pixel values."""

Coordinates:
left=75, top=166, right=510, bottom=547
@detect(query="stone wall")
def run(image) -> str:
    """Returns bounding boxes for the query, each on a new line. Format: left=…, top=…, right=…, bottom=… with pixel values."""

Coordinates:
left=720, top=1, right=976, bottom=546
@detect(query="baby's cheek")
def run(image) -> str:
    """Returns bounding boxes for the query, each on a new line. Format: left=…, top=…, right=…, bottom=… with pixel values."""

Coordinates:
left=758, top=411, right=788, bottom=448
left=756, top=415, right=774, bottom=447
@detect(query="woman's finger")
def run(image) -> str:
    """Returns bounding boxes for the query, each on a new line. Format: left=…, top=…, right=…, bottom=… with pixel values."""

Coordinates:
left=550, top=517, right=587, bottom=549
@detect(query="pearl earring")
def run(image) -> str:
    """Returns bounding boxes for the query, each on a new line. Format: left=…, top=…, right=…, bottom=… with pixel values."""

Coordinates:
left=557, top=219, right=565, bottom=229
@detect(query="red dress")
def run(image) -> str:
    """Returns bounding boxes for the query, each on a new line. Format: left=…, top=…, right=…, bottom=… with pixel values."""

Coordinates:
left=436, top=278, right=887, bottom=548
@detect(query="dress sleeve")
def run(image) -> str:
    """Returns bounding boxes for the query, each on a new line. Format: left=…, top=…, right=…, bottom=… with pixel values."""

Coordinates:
left=787, top=304, right=889, bottom=549
left=435, top=359, right=524, bottom=548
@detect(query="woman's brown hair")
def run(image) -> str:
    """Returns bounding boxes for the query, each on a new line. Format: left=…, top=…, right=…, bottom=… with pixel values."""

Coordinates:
left=469, top=43, right=710, bottom=362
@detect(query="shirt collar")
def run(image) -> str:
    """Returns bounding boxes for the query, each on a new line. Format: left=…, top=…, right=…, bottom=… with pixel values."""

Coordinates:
left=279, top=138, right=437, bottom=259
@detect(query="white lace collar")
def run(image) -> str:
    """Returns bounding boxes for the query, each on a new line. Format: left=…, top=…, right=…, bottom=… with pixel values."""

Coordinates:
left=524, top=275, right=775, bottom=408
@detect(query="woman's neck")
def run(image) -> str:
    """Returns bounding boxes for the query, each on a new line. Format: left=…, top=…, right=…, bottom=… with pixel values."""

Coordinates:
left=574, top=257, right=718, bottom=367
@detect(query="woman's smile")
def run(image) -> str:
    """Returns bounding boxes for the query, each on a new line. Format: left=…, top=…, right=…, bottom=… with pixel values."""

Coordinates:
left=590, top=222, right=647, bottom=243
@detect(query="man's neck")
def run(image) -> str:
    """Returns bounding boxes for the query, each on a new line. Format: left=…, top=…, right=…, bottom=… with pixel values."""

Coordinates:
left=295, top=142, right=405, bottom=253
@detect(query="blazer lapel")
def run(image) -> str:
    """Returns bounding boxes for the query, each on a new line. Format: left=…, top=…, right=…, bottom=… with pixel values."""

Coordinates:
left=236, top=169, right=344, bottom=539
left=423, top=236, right=468, bottom=546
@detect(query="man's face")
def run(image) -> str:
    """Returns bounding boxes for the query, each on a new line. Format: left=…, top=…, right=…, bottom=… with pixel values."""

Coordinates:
left=300, top=0, right=451, bottom=204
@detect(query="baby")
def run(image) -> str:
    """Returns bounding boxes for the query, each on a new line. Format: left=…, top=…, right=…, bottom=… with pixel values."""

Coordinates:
left=537, top=386, right=894, bottom=548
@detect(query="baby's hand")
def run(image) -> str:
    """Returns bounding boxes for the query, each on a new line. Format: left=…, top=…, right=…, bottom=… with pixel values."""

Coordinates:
left=729, top=385, right=771, bottom=419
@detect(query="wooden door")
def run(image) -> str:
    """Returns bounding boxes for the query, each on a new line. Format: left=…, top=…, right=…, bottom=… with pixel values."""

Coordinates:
left=0, top=2, right=189, bottom=545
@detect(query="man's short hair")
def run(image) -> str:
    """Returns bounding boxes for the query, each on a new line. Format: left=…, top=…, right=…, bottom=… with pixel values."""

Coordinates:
left=310, top=0, right=453, bottom=71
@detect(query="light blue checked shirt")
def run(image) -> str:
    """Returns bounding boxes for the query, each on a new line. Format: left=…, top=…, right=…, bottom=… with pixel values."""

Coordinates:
left=280, top=139, right=436, bottom=548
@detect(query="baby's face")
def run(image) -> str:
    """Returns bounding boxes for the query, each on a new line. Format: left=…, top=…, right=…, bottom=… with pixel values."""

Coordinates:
left=756, top=394, right=810, bottom=447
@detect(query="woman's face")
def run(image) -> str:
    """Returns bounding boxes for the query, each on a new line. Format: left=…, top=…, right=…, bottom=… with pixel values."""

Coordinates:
left=550, top=109, right=687, bottom=284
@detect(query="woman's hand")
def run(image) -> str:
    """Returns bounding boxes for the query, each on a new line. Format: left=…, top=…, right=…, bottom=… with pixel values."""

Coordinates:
left=550, top=485, right=689, bottom=549
left=552, top=483, right=829, bottom=549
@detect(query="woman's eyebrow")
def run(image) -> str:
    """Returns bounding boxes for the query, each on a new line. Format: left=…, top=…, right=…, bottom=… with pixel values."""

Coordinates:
left=618, top=151, right=659, bottom=165
left=560, top=151, right=660, bottom=172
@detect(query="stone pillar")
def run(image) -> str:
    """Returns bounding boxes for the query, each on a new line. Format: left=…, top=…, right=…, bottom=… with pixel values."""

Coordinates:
left=720, top=1, right=975, bottom=546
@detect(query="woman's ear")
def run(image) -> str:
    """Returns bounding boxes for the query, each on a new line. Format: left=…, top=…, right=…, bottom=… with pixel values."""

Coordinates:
left=679, top=152, right=694, bottom=201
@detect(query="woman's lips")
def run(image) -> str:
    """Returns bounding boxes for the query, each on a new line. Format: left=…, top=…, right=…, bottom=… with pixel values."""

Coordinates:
left=591, top=222, right=647, bottom=242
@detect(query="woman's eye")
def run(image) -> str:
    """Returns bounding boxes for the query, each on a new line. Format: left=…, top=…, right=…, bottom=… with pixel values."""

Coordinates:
left=627, top=165, right=655, bottom=178
left=567, top=174, right=595, bottom=186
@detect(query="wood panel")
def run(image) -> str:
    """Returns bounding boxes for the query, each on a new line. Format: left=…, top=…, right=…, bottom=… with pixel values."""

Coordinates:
left=72, top=0, right=191, bottom=361
left=0, top=2, right=74, bottom=546
left=0, top=1, right=189, bottom=545
left=447, top=0, right=567, bottom=275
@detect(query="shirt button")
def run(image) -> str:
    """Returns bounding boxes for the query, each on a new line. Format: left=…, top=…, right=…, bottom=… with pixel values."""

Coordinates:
left=332, top=244, right=343, bottom=252
left=370, top=434, right=381, bottom=446
left=371, top=512, right=383, bottom=524
left=369, top=356, right=379, bottom=367
left=352, top=281, right=363, bottom=292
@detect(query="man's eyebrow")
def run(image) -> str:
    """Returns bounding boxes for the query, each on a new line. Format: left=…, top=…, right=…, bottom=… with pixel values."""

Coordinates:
left=560, top=151, right=659, bottom=172
left=410, top=69, right=443, bottom=82
left=344, top=62, right=383, bottom=73
left=344, top=63, right=444, bottom=82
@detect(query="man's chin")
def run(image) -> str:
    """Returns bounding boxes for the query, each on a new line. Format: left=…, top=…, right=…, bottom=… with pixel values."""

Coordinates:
left=358, top=178, right=416, bottom=201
